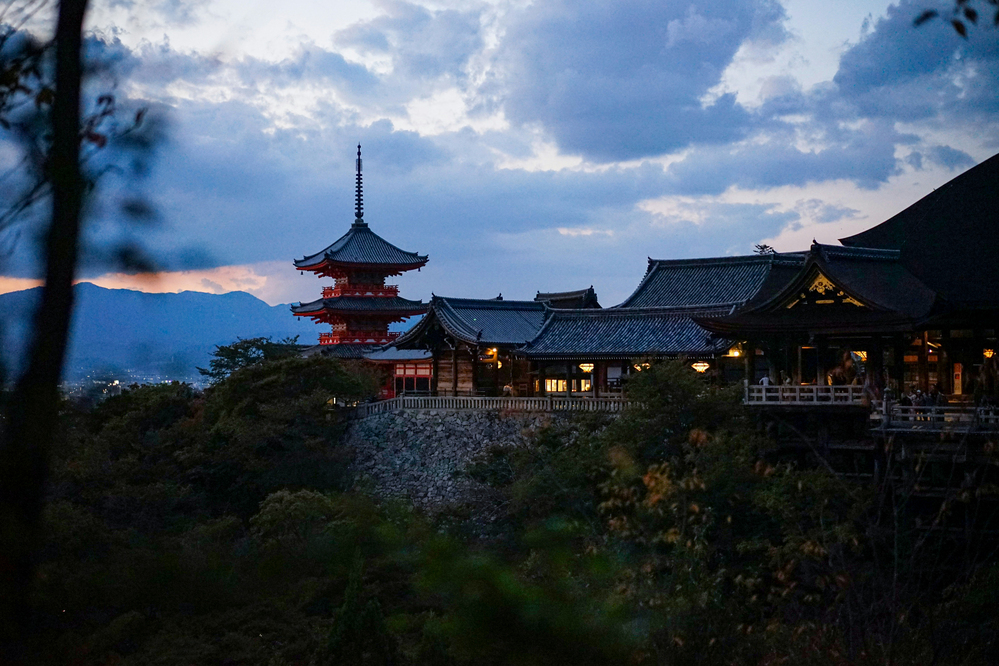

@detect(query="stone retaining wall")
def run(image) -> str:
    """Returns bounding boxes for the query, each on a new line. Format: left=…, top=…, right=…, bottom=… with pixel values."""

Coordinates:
left=345, top=409, right=560, bottom=513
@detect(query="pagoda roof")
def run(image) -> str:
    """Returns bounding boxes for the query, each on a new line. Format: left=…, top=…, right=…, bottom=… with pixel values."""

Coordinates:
left=695, top=243, right=940, bottom=336
left=841, top=152, right=999, bottom=308
left=616, top=253, right=805, bottom=309
left=291, top=294, right=426, bottom=317
left=518, top=306, right=732, bottom=360
left=395, top=296, right=548, bottom=348
left=535, top=286, right=601, bottom=309
left=294, top=221, right=428, bottom=271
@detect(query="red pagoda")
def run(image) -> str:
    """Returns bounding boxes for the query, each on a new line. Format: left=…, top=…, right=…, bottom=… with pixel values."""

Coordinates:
left=292, top=145, right=428, bottom=357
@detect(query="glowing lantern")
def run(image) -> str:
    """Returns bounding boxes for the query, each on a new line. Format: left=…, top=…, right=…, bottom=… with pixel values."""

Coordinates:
left=985, top=349, right=995, bottom=359
left=691, top=362, right=711, bottom=373
left=579, top=363, right=594, bottom=373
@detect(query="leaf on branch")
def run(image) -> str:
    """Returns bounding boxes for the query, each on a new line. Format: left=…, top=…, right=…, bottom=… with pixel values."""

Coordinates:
left=952, top=19, right=968, bottom=36
left=914, top=9, right=938, bottom=25
left=964, top=7, right=978, bottom=22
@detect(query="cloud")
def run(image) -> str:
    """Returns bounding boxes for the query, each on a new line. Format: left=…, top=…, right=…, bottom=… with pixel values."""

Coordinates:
left=926, top=144, right=976, bottom=170
left=494, top=0, right=789, bottom=162
left=1, top=3, right=997, bottom=307
left=335, top=1, right=483, bottom=83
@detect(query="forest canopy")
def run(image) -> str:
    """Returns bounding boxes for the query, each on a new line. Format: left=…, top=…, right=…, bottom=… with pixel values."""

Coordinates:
left=14, top=353, right=999, bottom=664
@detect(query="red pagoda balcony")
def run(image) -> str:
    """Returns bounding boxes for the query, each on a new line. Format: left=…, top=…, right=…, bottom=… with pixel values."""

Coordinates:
left=322, top=284, right=399, bottom=299
left=319, top=331, right=400, bottom=345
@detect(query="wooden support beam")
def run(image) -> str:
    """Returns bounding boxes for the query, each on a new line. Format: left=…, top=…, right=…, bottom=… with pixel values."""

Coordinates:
left=744, top=342, right=757, bottom=384
left=431, top=350, right=439, bottom=396
left=918, top=331, right=929, bottom=392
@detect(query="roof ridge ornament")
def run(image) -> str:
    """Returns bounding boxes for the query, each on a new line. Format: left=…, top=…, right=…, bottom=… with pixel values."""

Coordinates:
left=353, top=143, right=366, bottom=227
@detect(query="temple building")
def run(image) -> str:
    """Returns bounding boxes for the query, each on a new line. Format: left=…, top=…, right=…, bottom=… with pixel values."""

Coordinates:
left=389, top=152, right=998, bottom=400
left=392, top=295, right=548, bottom=396
left=291, top=145, right=428, bottom=361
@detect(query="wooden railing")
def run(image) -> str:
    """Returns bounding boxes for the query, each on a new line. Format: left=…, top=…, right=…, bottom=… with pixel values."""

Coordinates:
left=745, top=384, right=868, bottom=405
left=878, top=404, right=999, bottom=432
left=319, top=331, right=400, bottom=345
left=322, top=284, right=399, bottom=299
left=349, top=395, right=634, bottom=419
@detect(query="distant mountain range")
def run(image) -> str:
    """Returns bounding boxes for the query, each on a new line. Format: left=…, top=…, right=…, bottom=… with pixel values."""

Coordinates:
left=0, top=283, right=322, bottom=384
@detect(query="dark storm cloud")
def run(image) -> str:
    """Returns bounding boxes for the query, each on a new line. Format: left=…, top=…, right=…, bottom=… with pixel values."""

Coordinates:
left=662, top=118, right=910, bottom=193
left=494, top=0, right=790, bottom=162
left=926, top=144, right=975, bottom=169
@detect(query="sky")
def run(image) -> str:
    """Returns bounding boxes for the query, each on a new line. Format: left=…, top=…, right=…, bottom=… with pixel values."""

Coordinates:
left=0, top=0, right=996, bottom=311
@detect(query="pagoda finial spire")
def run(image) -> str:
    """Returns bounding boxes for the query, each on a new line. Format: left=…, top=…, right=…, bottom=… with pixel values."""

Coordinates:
left=353, top=143, right=366, bottom=227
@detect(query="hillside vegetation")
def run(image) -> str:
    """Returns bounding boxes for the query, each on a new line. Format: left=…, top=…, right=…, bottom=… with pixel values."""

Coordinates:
left=18, top=355, right=999, bottom=664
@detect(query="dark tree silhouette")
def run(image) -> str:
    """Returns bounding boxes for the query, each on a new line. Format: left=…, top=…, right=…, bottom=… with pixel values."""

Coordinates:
left=0, top=0, right=90, bottom=659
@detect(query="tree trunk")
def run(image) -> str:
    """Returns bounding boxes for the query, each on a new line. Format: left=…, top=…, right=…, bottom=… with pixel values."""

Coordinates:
left=0, top=0, right=90, bottom=657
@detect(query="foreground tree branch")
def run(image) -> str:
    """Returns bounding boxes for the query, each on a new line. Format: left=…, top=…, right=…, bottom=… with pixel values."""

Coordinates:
left=0, top=0, right=90, bottom=658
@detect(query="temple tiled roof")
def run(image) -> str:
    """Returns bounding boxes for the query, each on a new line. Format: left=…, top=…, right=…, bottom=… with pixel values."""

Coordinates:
left=291, top=295, right=426, bottom=317
left=363, top=347, right=434, bottom=362
left=395, top=296, right=548, bottom=347
left=294, top=222, right=428, bottom=270
left=617, top=254, right=805, bottom=309
left=535, top=286, right=601, bottom=309
left=519, top=306, right=732, bottom=360
left=841, top=151, right=999, bottom=307
left=696, top=243, right=940, bottom=336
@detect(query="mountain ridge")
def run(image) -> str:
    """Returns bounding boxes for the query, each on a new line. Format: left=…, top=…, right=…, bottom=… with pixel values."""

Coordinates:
left=0, top=282, right=320, bottom=383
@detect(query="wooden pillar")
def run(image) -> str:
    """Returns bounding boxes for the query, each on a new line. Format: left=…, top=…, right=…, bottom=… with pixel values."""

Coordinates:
left=870, top=338, right=883, bottom=396
left=937, top=331, right=950, bottom=394
left=794, top=345, right=801, bottom=385
left=431, top=349, right=439, bottom=396
left=539, top=363, right=547, bottom=396
left=471, top=348, right=479, bottom=396
left=816, top=337, right=828, bottom=385
left=593, top=361, right=600, bottom=398
left=893, top=335, right=906, bottom=395
left=451, top=348, right=458, bottom=396
left=566, top=364, right=572, bottom=398
left=918, top=331, right=929, bottom=392
left=744, top=342, right=757, bottom=384
left=939, top=330, right=951, bottom=393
